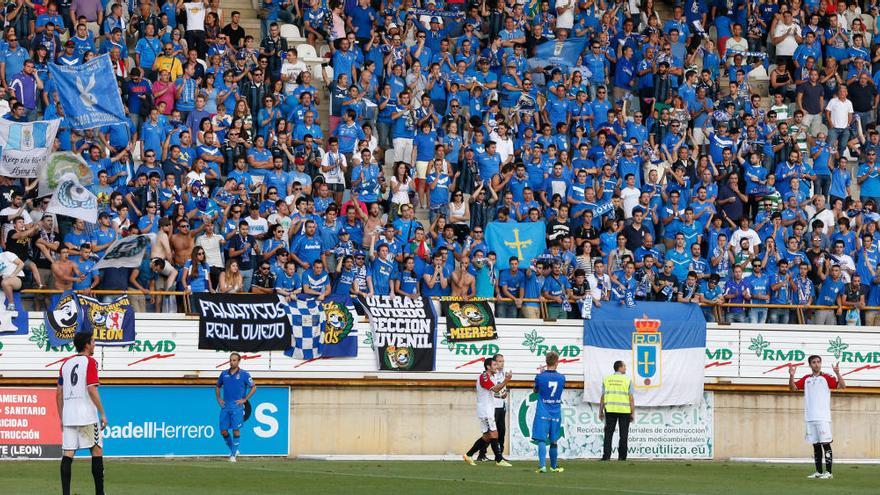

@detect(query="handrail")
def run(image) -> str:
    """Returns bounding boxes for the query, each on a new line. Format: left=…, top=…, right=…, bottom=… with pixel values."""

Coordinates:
left=16, top=289, right=875, bottom=325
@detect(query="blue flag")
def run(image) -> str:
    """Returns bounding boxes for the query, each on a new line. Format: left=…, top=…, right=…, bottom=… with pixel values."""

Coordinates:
left=486, top=221, right=547, bottom=270
left=49, top=54, right=126, bottom=130
left=530, top=37, right=588, bottom=69
left=0, top=292, right=28, bottom=335
left=45, top=291, right=82, bottom=347
left=76, top=294, right=137, bottom=346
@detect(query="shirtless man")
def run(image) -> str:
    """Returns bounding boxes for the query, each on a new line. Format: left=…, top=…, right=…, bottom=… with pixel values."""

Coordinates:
left=152, top=218, right=173, bottom=262
left=451, top=255, right=476, bottom=298
left=170, top=220, right=206, bottom=267
left=50, top=246, right=84, bottom=291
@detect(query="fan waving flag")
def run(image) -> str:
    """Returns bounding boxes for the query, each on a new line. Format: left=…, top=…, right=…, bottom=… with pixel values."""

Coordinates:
left=47, top=173, right=98, bottom=223
left=582, top=302, right=707, bottom=407
left=49, top=54, right=126, bottom=129
left=530, top=37, right=588, bottom=69
left=284, top=297, right=323, bottom=360
left=0, top=118, right=61, bottom=177
left=486, top=221, right=547, bottom=270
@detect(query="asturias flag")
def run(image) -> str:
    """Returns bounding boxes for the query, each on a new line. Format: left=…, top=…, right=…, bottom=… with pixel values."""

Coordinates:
left=582, top=302, right=707, bottom=407
left=486, top=221, right=547, bottom=270
left=49, top=54, right=126, bottom=130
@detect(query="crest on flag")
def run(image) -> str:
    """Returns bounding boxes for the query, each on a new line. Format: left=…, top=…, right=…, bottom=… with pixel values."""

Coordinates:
left=632, top=318, right=662, bottom=388
left=47, top=173, right=98, bottom=223
left=77, top=294, right=137, bottom=346
left=38, top=152, right=95, bottom=197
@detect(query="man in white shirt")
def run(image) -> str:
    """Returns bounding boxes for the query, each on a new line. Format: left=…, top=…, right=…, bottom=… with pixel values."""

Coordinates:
left=489, top=122, right=515, bottom=165
left=463, top=357, right=512, bottom=467
left=730, top=217, right=761, bottom=254
left=587, top=259, right=611, bottom=304
left=555, top=0, right=575, bottom=32
left=195, top=221, right=225, bottom=286
left=771, top=10, right=802, bottom=58
left=825, top=86, right=854, bottom=157
left=58, top=332, right=107, bottom=495
left=280, top=48, right=307, bottom=94
left=184, top=1, right=207, bottom=57
left=789, top=355, right=845, bottom=480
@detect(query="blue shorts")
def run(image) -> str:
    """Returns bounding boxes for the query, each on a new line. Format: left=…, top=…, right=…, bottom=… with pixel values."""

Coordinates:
left=219, top=406, right=244, bottom=432
left=531, top=415, right=562, bottom=443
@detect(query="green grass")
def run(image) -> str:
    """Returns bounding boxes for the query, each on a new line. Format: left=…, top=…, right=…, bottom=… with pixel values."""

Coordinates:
left=0, top=458, right=875, bottom=494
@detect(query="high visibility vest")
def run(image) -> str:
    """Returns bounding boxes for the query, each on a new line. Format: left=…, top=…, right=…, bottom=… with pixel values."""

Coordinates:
left=603, top=373, right=632, bottom=414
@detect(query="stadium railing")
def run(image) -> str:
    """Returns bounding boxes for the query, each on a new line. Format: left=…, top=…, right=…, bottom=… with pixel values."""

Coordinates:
left=18, top=289, right=875, bottom=326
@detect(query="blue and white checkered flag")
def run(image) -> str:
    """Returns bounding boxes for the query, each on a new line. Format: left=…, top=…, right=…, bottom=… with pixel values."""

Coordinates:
left=284, top=297, right=323, bottom=360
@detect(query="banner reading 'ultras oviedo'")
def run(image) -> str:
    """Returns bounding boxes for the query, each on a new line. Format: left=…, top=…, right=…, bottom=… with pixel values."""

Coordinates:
left=356, top=295, right=437, bottom=371
left=510, top=389, right=713, bottom=460
left=195, top=293, right=293, bottom=352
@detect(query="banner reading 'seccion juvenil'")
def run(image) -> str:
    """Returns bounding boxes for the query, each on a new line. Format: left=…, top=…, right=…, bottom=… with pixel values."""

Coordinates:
left=195, top=294, right=293, bottom=352
left=356, top=295, right=437, bottom=371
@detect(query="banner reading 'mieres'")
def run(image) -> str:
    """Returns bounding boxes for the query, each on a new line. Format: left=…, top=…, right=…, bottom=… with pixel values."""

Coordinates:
left=357, top=295, right=437, bottom=371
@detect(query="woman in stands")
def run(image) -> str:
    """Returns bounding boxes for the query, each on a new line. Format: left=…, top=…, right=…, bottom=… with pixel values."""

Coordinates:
left=218, top=259, right=243, bottom=294
left=183, top=246, right=213, bottom=293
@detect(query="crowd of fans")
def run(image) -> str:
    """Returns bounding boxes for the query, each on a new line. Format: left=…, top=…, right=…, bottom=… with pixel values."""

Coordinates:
left=0, top=0, right=877, bottom=326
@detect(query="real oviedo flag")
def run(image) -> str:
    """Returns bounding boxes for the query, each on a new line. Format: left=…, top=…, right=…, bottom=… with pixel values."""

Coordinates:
left=582, top=302, right=707, bottom=407
left=49, top=54, right=126, bottom=130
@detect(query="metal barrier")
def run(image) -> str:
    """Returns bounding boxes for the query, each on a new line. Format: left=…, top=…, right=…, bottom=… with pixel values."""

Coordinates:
left=18, top=289, right=875, bottom=325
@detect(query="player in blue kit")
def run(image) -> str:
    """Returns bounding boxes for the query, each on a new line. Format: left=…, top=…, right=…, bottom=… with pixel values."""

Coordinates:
left=216, top=353, right=257, bottom=462
left=533, top=351, right=566, bottom=473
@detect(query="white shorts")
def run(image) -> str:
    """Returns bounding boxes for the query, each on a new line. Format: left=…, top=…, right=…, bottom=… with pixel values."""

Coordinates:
left=62, top=423, right=103, bottom=451
left=393, top=138, right=413, bottom=165
left=415, top=160, right=430, bottom=180
left=478, top=416, right=497, bottom=433
left=805, top=421, right=832, bottom=444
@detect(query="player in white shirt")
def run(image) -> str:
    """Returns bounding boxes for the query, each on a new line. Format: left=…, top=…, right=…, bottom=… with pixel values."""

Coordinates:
left=789, top=355, right=845, bottom=480
left=463, top=357, right=512, bottom=467
left=57, top=332, right=107, bottom=495
left=477, top=353, right=510, bottom=462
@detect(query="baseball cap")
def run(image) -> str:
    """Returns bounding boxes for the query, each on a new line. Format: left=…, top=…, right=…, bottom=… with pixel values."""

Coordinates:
left=65, top=40, right=74, bottom=47
left=388, top=22, right=398, bottom=30
left=430, top=17, right=440, bottom=23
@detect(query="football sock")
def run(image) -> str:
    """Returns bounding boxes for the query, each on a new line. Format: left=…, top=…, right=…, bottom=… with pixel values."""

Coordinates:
left=489, top=438, right=502, bottom=462
left=823, top=443, right=833, bottom=473
left=223, top=433, right=233, bottom=453
left=232, top=435, right=241, bottom=456
left=537, top=442, right=547, bottom=469
left=92, top=456, right=104, bottom=495
left=466, top=438, right=486, bottom=457
left=812, top=444, right=823, bottom=473
left=549, top=443, right=558, bottom=469
left=60, top=456, right=73, bottom=495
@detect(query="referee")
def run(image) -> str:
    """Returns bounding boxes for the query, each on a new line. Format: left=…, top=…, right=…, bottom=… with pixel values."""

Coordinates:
left=478, top=353, right=509, bottom=461
left=599, top=360, right=635, bottom=461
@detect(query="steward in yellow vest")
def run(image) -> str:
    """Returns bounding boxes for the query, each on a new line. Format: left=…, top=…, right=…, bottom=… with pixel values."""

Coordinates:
left=599, top=360, right=634, bottom=461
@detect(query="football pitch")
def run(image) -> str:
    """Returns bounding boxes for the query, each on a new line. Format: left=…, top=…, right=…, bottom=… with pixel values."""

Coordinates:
left=1, top=458, right=876, bottom=495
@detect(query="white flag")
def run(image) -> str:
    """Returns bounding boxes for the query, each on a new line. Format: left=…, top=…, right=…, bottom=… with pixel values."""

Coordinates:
left=94, top=234, right=156, bottom=270
left=0, top=118, right=61, bottom=177
left=47, top=173, right=98, bottom=223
